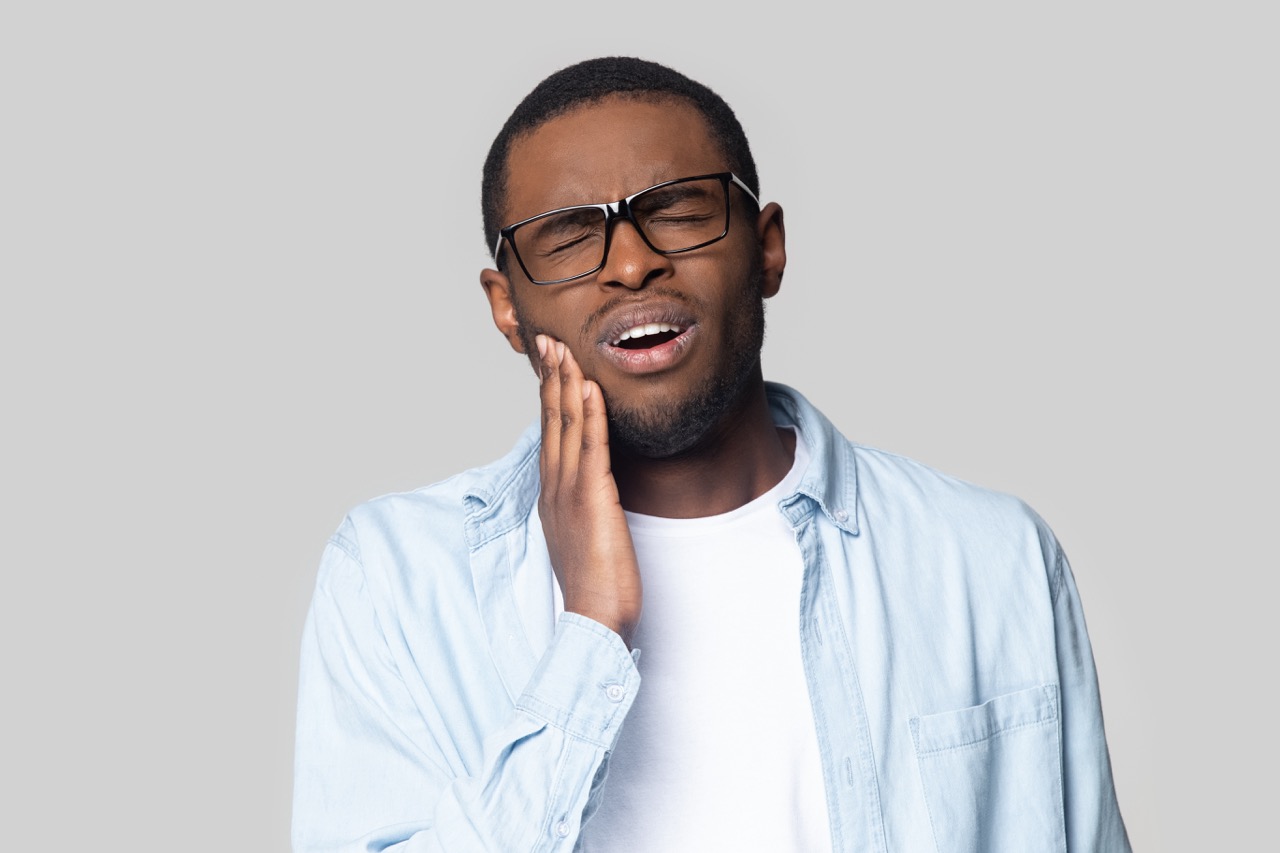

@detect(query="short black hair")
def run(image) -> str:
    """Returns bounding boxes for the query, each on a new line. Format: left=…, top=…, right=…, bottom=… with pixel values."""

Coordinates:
left=481, top=57, right=760, bottom=262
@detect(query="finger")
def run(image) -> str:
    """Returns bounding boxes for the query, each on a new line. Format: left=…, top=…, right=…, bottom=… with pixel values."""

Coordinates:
left=538, top=335, right=562, bottom=484
left=579, top=379, right=612, bottom=477
left=557, top=344, right=586, bottom=479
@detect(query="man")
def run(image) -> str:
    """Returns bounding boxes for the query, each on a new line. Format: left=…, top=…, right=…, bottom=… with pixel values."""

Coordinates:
left=293, top=57, right=1130, bottom=852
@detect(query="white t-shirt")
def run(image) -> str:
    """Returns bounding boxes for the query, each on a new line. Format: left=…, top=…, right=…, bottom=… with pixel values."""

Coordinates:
left=579, top=429, right=833, bottom=852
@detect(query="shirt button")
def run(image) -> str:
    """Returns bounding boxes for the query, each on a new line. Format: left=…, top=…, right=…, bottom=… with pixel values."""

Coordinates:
left=605, top=684, right=625, bottom=702
left=554, top=820, right=571, bottom=838
left=834, top=509, right=849, bottom=523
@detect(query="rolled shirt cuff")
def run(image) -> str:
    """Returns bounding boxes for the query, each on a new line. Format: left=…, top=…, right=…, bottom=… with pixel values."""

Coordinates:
left=515, top=612, right=642, bottom=749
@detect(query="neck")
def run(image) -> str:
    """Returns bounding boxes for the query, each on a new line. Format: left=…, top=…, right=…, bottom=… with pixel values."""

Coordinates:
left=612, top=378, right=796, bottom=518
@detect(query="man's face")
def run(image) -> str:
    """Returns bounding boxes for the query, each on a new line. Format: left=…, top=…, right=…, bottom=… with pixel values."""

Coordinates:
left=482, top=96, right=785, bottom=458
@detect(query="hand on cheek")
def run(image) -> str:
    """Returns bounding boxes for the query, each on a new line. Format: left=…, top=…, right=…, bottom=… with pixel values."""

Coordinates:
left=535, top=334, right=643, bottom=648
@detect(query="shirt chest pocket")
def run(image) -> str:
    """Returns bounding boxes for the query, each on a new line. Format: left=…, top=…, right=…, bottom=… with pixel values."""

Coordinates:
left=910, top=684, right=1066, bottom=853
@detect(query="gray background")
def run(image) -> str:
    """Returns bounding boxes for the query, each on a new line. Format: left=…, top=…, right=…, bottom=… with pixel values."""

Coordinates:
left=3, top=1, right=1275, bottom=850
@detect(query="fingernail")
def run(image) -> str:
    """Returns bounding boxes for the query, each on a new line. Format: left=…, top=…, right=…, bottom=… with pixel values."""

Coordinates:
left=555, top=342, right=565, bottom=361
left=535, top=335, right=547, bottom=358
left=582, top=381, right=592, bottom=401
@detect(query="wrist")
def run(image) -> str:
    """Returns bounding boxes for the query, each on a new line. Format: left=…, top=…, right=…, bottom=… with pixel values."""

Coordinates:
left=564, top=601, right=639, bottom=650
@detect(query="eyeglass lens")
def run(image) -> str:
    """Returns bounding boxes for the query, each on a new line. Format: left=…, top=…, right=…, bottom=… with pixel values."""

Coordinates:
left=511, top=177, right=728, bottom=283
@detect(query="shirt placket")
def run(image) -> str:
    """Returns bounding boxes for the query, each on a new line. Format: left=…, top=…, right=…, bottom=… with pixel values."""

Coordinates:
left=787, top=497, right=889, bottom=853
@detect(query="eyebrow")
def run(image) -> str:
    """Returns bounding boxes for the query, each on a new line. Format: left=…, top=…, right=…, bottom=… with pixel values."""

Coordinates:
left=544, top=173, right=693, bottom=212
left=632, top=182, right=714, bottom=207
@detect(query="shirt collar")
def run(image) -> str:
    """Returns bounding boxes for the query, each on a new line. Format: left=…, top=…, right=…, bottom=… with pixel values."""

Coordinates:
left=461, top=424, right=541, bottom=551
left=462, top=381, right=861, bottom=549
left=765, top=382, right=861, bottom=536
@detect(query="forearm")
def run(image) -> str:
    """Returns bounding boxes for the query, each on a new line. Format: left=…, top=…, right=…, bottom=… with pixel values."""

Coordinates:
left=293, top=546, right=640, bottom=852
left=425, top=616, right=639, bottom=850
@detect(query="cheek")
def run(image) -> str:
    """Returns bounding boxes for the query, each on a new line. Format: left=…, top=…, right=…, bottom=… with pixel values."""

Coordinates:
left=510, top=288, right=587, bottom=348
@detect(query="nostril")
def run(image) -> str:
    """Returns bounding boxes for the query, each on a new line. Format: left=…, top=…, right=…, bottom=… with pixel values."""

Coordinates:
left=598, top=229, right=669, bottom=289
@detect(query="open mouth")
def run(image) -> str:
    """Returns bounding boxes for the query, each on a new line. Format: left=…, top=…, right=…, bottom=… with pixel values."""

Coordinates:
left=611, top=322, right=685, bottom=350
left=597, top=306, right=698, bottom=375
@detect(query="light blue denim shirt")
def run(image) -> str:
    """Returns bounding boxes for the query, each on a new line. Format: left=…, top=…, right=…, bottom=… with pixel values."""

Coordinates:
left=293, top=383, right=1130, bottom=852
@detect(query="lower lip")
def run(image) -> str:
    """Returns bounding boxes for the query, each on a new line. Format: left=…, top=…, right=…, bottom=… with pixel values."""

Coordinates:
left=598, top=326, right=698, bottom=374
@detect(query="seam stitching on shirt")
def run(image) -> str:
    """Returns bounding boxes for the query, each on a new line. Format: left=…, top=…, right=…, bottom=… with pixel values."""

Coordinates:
left=820, top=530, right=890, bottom=853
left=328, top=525, right=359, bottom=562
left=534, top=734, right=572, bottom=853
left=1050, top=548, right=1066, bottom=606
left=514, top=700, right=613, bottom=750
left=914, top=716, right=1057, bottom=757
left=914, top=751, right=945, bottom=853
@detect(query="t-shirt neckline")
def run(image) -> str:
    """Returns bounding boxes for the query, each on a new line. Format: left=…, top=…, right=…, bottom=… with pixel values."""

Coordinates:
left=623, top=426, right=808, bottom=534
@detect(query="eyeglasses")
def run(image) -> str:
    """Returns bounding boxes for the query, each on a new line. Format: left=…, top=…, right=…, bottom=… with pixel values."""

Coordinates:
left=493, top=172, right=760, bottom=285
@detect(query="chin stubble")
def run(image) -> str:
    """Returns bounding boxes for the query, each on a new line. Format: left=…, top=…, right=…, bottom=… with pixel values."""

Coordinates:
left=605, top=294, right=764, bottom=459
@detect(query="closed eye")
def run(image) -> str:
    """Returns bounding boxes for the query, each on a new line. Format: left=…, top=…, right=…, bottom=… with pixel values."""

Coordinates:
left=642, top=214, right=716, bottom=232
left=535, top=232, right=599, bottom=257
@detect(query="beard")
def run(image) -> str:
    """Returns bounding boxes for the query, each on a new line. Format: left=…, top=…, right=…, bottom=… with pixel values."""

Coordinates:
left=513, top=253, right=766, bottom=460
left=604, top=279, right=764, bottom=459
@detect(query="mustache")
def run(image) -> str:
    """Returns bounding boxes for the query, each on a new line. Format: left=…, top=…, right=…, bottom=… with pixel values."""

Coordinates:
left=578, top=287, right=704, bottom=342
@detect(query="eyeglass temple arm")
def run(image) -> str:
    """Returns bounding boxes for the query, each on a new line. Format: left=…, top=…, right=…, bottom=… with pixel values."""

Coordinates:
left=729, top=173, right=761, bottom=208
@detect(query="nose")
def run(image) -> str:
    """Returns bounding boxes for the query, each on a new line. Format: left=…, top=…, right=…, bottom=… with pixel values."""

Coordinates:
left=597, top=218, right=672, bottom=290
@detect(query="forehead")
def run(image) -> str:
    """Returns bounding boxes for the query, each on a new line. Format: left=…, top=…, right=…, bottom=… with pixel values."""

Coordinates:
left=503, top=95, right=728, bottom=223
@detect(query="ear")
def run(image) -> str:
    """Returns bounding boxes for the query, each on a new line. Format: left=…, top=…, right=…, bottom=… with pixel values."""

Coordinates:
left=755, top=202, right=786, bottom=299
left=480, top=267, right=526, bottom=354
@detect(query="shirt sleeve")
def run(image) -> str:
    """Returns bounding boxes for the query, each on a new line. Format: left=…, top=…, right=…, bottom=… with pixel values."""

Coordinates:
left=1051, top=547, right=1132, bottom=852
left=292, top=533, right=640, bottom=853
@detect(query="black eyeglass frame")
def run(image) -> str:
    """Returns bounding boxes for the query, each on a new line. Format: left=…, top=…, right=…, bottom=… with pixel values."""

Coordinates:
left=492, top=172, right=761, bottom=286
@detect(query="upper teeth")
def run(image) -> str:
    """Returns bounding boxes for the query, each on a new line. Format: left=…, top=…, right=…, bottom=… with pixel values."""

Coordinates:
left=615, top=322, right=682, bottom=344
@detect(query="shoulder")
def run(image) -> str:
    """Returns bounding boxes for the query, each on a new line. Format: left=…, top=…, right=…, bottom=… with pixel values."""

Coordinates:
left=319, top=423, right=541, bottom=593
left=768, top=381, right=1049, bottom=540
left=849, top=440, right=1063, bottom=580
left=852, top=442, right=1033, bottom=522
left=770, top=381, right=1057, bottom=556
